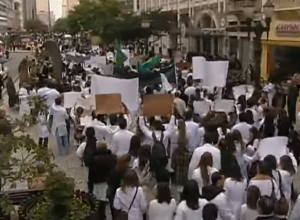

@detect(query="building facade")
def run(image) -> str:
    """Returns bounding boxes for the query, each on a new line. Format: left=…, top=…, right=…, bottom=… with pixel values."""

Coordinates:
left=62, top=0, right=79, bottom=18
left=37, top=10, right=55, bottom=27
left=139, top=0, right=228, bottom=57
left=22, top=0, right=37, bottom=24
left=36, top=0, right=49, bottom=12
left=0, top=0, right=14, bottom=31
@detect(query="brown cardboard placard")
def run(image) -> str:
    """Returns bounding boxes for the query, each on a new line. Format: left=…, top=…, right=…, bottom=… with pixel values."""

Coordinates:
left=143, top=94, right=173, bottom=116
left=95, top=94, right=122, bottom=115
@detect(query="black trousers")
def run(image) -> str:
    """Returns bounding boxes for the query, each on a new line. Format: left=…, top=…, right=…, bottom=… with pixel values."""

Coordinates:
left=288, top=100, right=297, bottom=124
left=39, top=137, right=48, bottom=149
left=98, top=201, right=107, bottom=220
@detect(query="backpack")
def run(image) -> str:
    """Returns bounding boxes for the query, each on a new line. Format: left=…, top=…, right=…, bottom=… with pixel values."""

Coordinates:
left=151, top=132, right=167, bottom=158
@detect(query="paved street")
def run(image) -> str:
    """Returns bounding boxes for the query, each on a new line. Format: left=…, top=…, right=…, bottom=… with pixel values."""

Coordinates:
left=4, top=52, right=33, bottom=82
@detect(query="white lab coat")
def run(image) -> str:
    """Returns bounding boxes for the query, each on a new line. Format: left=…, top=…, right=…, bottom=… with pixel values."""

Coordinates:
left=51, top=104, right=69, bottom=136
left=37, top=113, right=49, bottom=138
left=18, top=87, right=31, bottom=117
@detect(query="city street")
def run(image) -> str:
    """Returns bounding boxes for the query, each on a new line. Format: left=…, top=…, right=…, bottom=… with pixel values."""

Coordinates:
left=4, top=51, right=33, bottom=83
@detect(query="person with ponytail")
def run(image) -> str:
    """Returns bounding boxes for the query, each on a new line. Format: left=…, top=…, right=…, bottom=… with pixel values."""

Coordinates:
left=192, top=152, right=218, bottom=193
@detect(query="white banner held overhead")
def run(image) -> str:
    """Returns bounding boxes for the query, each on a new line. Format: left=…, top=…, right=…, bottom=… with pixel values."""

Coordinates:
left=192, top=56, right=206, bottom=80
left=192, top=57, right=229, bottom=87
left=91, top=75, right=139, bottom=112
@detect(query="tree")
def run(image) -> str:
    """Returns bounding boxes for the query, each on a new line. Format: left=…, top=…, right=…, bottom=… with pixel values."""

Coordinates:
left=24, top=19, right=48, bottom=32
left=52, top=18, right=68, bottom=33
left=64, top=0, right=176, bottom=43
left=66, top=0, right=121, bottom=35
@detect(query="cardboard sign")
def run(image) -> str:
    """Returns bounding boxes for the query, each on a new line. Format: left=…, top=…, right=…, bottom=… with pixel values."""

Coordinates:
left=95, top=94, right=122, bottom=115
left=143, top=94, right=173, bottom=116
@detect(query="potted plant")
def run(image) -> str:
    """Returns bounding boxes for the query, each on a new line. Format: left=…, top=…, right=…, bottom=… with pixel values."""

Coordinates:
left=0, top=96, right=54, bottom=218
left=18, top=171, right=98, bottom=220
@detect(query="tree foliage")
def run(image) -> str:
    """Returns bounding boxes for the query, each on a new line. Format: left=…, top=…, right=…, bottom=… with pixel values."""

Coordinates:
left=52, top=18, right=69, bottom=33
left=64, top=0, right=176, bottom=43
left=24, top=19, right=48, bottom=32
left=0, top=97, right=55, bottom=215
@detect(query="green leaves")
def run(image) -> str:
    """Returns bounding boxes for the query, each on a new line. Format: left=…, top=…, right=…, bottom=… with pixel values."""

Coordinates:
left=24, top=19, right=48, bottom=32
left=63, top=0, right=176, bottom=43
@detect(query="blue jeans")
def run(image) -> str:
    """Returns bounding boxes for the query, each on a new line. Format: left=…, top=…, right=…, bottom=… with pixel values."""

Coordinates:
left=55, top=130, right=69, bottom=155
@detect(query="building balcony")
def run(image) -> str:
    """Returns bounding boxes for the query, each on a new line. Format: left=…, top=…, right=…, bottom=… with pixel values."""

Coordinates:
left=227, top=0, right=300, bottom=14
left=273, top=0, right=300, bottom=11
left=227, top=0, right=262, bottom=14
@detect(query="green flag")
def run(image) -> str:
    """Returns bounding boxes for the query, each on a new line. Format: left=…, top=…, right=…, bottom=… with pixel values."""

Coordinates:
left=139, top=56, right=161, bottom=71
left=114, top=48, right=127, bottom=66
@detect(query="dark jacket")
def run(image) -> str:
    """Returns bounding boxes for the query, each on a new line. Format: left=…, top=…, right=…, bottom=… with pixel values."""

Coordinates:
left=107, top=168, right=128, bottom=200
left=88, top=148, right=116, bottom=184
left=201, top=185, right=224, bottom=201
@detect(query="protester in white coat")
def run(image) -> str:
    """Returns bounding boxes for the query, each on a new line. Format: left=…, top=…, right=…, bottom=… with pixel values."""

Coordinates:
left=51, top=96, right=69, bottom=156
left=148, top=183, right=176, bottom=220
left=223, top=164, right=247, bottom=218
left=202, top=172, right=235, bottom=220
left=37, top=111, right=50, bottom=148
left=18, top=85, right=30, bottom=117
left=113, top=170, right=147, bottom=220
left=174, top=180, right=208, bottom=220
left=239, top=185, right=260, bottom=220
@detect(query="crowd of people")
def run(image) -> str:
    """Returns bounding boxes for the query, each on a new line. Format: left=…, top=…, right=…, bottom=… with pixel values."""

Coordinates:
left=8, top=47, right=300, bottom=220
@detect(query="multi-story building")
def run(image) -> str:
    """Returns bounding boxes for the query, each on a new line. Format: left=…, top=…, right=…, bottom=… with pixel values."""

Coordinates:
left=62, top=0, right=79, bottom=18
left=37, top=10, right=55, bottom=27
left=22, top=0, right=37, bottom=24
left=0, top=0, right=14, bottom=31
left=140, top=0, right=228, bottom=57
left=227, top=0, right=300, bottom=78
left=36, top=0, right=49, bottom=12
left=12, top=0, right=22, bottom=30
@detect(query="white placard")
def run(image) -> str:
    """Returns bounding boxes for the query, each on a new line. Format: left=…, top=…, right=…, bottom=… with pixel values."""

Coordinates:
left=203, top=61, right=229, bottom=87
left=256, top=136, right=288, bottom=161
left=233, top=85, right=247, bottom=100
left=192, top=56, right=206, bottom=80
left=80, top=116, right=93, bottom=126
left=63, top=91, right=82, bottom=108
left=193, top=101, right=211, bottom=116
left=99, top=64, right=114, bottom=76
left=214, top=99, right=235, bottom=113
left=91, top=75, right=139, bottom=112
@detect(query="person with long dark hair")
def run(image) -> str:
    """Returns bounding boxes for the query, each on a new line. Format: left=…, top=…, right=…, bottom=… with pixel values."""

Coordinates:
left=223, top=163, right=246, bottom=217
left=174, top=180, right=208, bottom=220
left=239, top=185, right=260, bottom=220
left=76, top=127, right=97, bottom=193
left=148, top=182, right=176, bottom=220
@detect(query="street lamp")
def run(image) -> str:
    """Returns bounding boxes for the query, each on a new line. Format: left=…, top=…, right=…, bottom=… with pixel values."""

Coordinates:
left=242, top=0, right=275, bottom=86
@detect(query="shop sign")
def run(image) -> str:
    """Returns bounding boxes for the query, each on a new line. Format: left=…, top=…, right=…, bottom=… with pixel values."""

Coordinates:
left=276, top=23, right=300, bottom=35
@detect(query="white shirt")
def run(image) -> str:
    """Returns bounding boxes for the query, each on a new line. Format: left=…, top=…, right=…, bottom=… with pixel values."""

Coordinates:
left=185, top=120, right=200, bottom=151
left=223, top=178, right=247, bottom=217
left=44, top=89, right=60, bottom=109
left=231, top=122, right=252, bottom=142
left=148, top=199, right=176, bottom=220
left=184, top=86, right=196, bottom=97
left=111, top=129, right=134, bottom=157
left=51, top=104, right=69, bottom=136
left=138, top=116, right=176, bottom=148
left=114, top=187, right=147, bottom=220
left=209, top=192, right=236, bottom=220
left=188, top=143, right=221, bottom=179
left=277, top=169, right=294, bottom=200
left=248, top=179, right=280, bottom=199
left=192, top=166, right=218, bottom=193
left=170, top=128, right=192, bottom=157
left=174, top=199, right=208, bottom=220
left=37, top=87, right=50, bottom=97
left=239, top=204, right=259, bottom=220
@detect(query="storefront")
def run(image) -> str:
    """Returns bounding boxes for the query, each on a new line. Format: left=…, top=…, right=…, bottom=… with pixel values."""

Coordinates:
left=261, top=9, right=300, bottom=80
